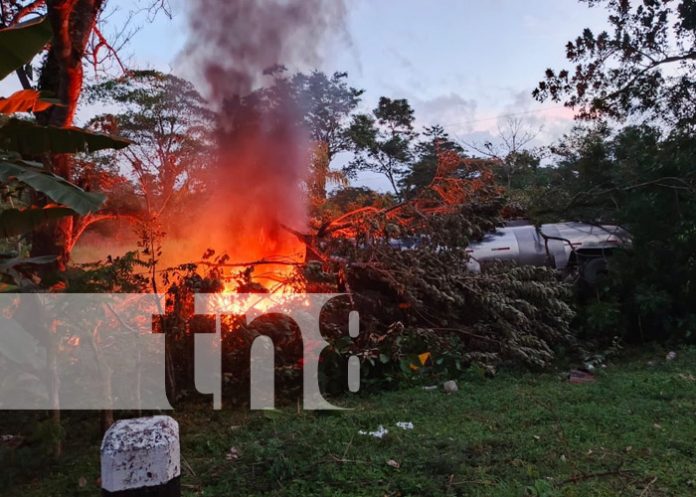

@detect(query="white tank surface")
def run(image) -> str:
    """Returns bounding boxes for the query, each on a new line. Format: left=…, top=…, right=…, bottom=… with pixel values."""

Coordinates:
left=465, top=221, right=631, bottom=273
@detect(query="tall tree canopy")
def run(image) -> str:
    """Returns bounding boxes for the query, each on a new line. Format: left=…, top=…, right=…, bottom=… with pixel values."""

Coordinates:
left=87, top=70, right=215, bottom=225
left=534, top=0, right=696, bottom=128
left=346, top=97, right=417, bottom=198
left=217, top=68, right=362, bottom=209
left=399, top=125, right=463, bottom=198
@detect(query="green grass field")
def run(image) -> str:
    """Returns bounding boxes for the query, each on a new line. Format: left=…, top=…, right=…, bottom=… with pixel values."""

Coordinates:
left=4, top=348, right=696, bottom=497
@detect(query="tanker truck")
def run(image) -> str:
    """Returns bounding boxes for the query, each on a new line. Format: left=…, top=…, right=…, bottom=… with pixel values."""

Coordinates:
left=464, top=221, right=631, bottom=284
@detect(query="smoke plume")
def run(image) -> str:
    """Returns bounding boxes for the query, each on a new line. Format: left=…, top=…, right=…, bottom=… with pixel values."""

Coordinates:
left=176, top=0, right=348, bottom=283
left=184, top=0, right=347, bottom=99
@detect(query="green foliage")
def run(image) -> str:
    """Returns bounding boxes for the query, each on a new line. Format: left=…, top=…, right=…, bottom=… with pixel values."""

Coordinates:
left=534, top=0, right=696, bottom=128
left=349, top=255, right=576, bottom=372
left=0, top=206, right=73, bottom=238
left=291, top=70, right=364, bottom=159
left=325, top=153, right=575, bottom=373
left=214, top=68, right=362, bottom=161
left=526, top=479, right=557, bottom=497
left=65, top=252, right=150, bottom=293
left=315, top=186, right=395, bottom=224
left=0, top=18, right=129, bottom=285
left=346, top=97, right=417, bottom=197
left=399, top=125, right=464, bottom=198
left=87, top=70, right=214, bottom=227
left=0, top=16, right=123, bottom=228
left=0, top=17, right=51, bottom=81
left=0, top=160, right=105, bottom=215
left=0, top=118, right=130, bottom=155
left=534, top=125, right=696, bottom=342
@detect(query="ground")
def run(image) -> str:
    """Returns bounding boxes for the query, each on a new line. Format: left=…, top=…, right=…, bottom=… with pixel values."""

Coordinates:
left=3, top=347, right=696, bottom=497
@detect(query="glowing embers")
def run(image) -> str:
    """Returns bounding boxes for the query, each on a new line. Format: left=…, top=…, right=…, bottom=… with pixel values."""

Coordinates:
left=201, top=291, right=312, bottom=318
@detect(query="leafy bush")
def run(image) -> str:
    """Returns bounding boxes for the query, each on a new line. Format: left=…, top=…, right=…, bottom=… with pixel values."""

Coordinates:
left=533, top=125, right=696, bottom=343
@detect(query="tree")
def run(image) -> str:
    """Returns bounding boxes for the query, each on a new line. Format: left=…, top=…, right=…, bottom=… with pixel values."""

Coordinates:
left=87, top=70, right=215, bottom=228
left=24, top=0, right=104, bottom=270
left=0, top=0, right=172, bottom=268
left=462, top=117, right=543, bottom=189
left=399, top=125, right=464, bottom=198
left=320, top=185, right=395, bottom=221
left=85, top=70, right=215, bottom=300
left=291, top=71, right=362, bottom=209
left=0, top=16, right=130, bottom=459
left=534, top=0, right=696, bottom=128
left=213, top=68, right=362, bottom=213
left=346, top=97, right=417, bottom=198
left=295, top=71, right=364, bottom=165
left=534, top=123, right=696, bottom=342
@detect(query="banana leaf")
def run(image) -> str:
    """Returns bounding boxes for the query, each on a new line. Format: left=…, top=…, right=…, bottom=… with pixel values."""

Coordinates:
left=0, top=161, right=105, bottom=215
left=0, top=90, right=55, bottom=114
left=0, top=206, right=74, bottom=238
left=0, top=17, right=52, bottom=81
left=0, top=255, right=58, bottom=269
left=0, top=118, right=131, bottom=155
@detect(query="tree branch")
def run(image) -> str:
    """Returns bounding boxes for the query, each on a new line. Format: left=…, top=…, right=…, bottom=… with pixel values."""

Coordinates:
left=9, top=0, right=47, bottom=26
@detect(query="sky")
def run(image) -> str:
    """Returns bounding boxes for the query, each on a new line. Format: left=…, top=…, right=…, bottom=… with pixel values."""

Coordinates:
left=101, top=0, right=607, bottom=125
left=67, top=0, right=609, bottom=189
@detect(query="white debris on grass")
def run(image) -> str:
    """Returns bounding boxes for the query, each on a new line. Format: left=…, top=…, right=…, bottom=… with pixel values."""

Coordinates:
left=666, top=351, right=677, bottom=361
left=225, top=447, right=240, bottom=461
left=443, top=380, right=458, bottom=393
left=395, top=422, right=414, bottom=430
left=358, top=425, right=389, bottom=439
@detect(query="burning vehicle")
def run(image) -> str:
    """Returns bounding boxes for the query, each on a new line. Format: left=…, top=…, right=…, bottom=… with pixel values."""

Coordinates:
left=464, top=221, right=631, bottom=284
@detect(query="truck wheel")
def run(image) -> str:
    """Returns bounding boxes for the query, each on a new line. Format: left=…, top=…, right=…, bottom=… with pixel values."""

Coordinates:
left=580, top=258, right=608, bottom=285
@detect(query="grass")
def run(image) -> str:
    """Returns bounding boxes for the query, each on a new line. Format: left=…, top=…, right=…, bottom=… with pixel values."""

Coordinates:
left=3, top=347, right=696, bottom=496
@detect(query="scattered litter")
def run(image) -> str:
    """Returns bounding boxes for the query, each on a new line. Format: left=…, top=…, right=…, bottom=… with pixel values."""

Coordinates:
left=358, top=425, right=389, bottom=439
left=418, top=352, right=432, bottom=366
left=0, top=434, right=23, bottom=448
left=386, top=459, right=400, bottom=469
left=422, top=385, right=438, bottom=391
left=666, top=351, right=677, bottom=361
left=533, top=435, right=541, bottom=441
left=443, top=380, right=458, bottom=393
left=225, top=447, right=240, bottom=461
left=560, top=454, right=567, bottom=463
left=653, top=423, right=662, bottom=430
left=395, top=422, right=414, bottom=430
left=568, top=369, right=595, bottom=384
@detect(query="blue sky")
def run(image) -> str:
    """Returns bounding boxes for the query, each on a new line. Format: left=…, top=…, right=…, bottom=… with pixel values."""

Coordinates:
left=91, top=0, right=608, bottom=188
left=103, top=0, right=606, bottom=132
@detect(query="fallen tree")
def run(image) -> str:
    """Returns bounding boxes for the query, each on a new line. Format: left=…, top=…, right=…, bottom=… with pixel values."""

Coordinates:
left=153, top=150, right=577, bottom=399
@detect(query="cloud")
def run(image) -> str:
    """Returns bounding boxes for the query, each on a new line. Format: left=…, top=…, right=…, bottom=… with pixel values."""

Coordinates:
left=411, top=93, right=478, bottom=134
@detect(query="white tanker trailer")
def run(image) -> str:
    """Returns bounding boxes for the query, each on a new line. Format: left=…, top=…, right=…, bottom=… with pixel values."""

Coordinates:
left=464, top=221, right=631, bottom=284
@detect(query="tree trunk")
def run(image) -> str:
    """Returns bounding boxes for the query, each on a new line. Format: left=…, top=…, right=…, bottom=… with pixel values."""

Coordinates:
left=32, top=0, right=104, bottom=457
left=32, top=0, right=104, bottom=270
